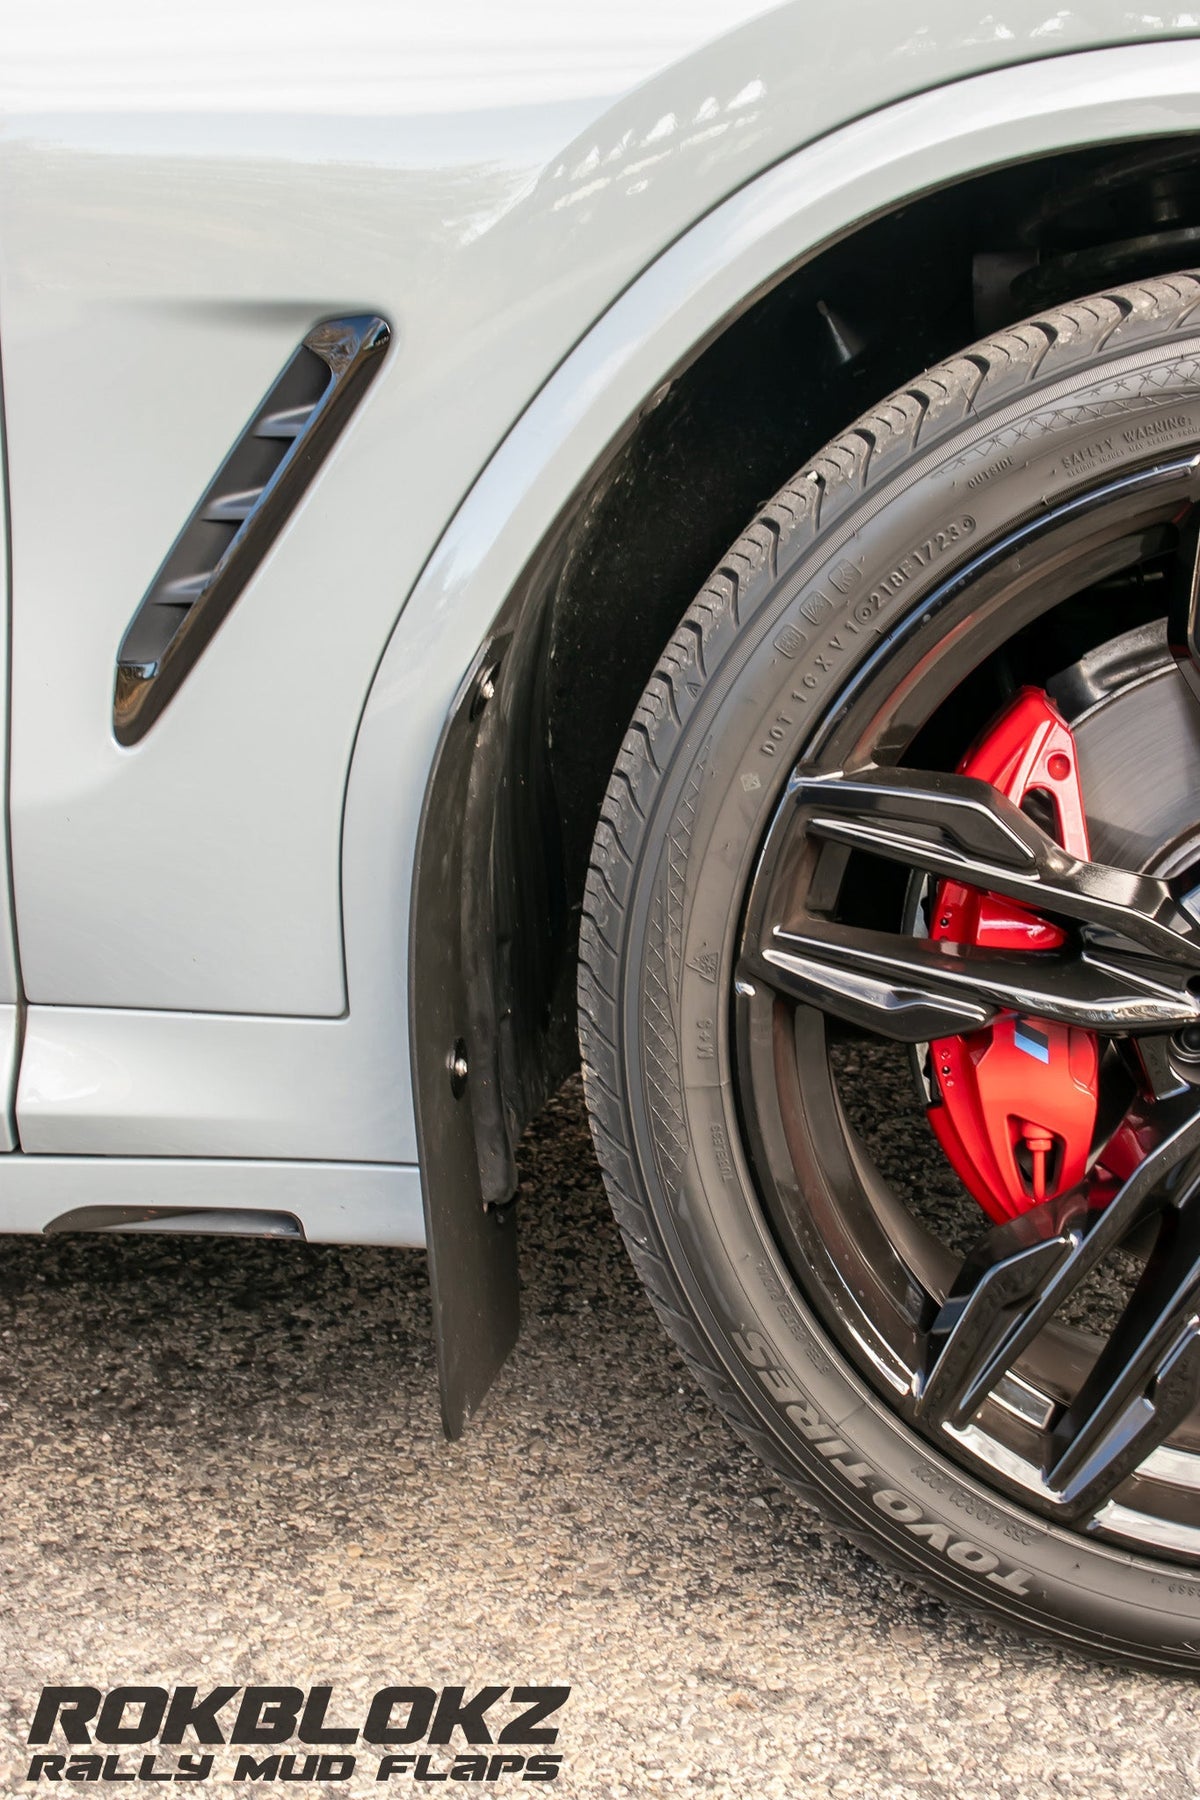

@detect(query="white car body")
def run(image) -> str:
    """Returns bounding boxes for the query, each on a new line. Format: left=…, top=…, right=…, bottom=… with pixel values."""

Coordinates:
left=3, top=0, right=1200, bottom=1420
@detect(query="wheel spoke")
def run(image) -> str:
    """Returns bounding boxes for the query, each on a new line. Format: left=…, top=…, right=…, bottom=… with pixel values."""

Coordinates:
left=918, top=1195, right=1093, bottom=1431
left=744, top=919, right=1200, bottom=1041
left=917, top=1095, right=1200, bottom=1511
left=788, top=766, right=1200, bottom=965
left=1045, top=1211, right=1200, bottom=1512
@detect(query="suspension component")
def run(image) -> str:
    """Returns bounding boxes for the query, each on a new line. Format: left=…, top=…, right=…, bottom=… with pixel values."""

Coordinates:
left=927, top=689, right=1101, bottom=1223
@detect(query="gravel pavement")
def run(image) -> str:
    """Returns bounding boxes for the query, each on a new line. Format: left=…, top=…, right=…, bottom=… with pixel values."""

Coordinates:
left=0, top=1077, right=1198, bottom=1799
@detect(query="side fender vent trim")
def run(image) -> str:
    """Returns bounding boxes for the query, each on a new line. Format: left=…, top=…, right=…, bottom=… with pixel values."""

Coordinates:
left=46, top=1204, right=305, bottom=1238
left=114, top=313, right=390, bottom=745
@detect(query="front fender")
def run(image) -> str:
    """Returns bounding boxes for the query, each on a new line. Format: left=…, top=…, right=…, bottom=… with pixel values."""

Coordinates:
left=357, top=39, right=1200, bottom=1430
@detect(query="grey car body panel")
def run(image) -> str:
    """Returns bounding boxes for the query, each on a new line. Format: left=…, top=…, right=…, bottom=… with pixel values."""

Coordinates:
left=0, top=397, right=19, bottom=1149
left=0, top=1154, right=424, bottom=1246
left=0, top=11, right=1198, bottom=1238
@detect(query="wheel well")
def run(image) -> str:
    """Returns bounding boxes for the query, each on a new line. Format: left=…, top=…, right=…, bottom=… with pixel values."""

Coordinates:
left=416, top=132, right=1200, bottom=1221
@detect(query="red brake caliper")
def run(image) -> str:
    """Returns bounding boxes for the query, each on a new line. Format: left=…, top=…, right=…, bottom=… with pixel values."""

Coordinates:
left=927, top=688, right=1102, bottom=1224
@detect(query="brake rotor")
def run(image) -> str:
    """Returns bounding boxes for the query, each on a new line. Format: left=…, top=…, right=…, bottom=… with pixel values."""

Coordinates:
left=1051, top=619, right=1200, bottom=876
left=926, top=621, right=1200, bottom=1224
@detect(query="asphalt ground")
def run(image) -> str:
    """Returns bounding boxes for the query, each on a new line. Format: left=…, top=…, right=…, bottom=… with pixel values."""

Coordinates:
left=0, top=1075, right=1198, bottom=1799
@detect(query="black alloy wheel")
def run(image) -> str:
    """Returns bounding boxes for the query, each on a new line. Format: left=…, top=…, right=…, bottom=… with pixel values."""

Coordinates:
left=579, top=273, right=1200, bottom=1668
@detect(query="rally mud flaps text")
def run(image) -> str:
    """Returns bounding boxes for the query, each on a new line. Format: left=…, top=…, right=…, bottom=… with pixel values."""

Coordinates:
left=22, top=1686, right=570, bottom=1783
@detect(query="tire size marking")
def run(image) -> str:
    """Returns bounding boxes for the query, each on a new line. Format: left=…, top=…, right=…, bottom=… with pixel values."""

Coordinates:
left=866, top=517, right=976, bottom=607
left=909, top=1462, right=1037, bottom=1547
left=760, top=516, right=977, bottom=751
left=708, top=1122, right=735, bottom=1183
left=734, top=1329, right=1035, bottom=1598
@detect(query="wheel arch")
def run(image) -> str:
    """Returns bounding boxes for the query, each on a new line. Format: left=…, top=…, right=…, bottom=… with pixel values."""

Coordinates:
left=343, top=41, right=1200, bottom=1431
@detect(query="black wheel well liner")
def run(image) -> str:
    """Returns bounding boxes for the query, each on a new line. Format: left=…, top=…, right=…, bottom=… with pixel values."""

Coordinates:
left=408, top=131, right=1200, bottom=1434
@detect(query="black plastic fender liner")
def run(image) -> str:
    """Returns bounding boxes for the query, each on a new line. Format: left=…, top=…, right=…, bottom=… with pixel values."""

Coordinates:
left=409, top=632, right=521, bottom=1439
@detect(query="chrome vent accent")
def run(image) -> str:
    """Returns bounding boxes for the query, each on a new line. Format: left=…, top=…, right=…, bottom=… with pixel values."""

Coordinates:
left=46, top=1205, right=304, bottom=1238
left=114, top=313, right=390, bottom=745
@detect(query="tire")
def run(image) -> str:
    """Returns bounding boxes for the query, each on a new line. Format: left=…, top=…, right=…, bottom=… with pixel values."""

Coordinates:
left=577, top=271, right=1200, bottom=1669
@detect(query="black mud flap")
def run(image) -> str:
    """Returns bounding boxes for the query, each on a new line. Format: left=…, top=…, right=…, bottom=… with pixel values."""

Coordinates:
left=410, top=635, right=520, bottom=1438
